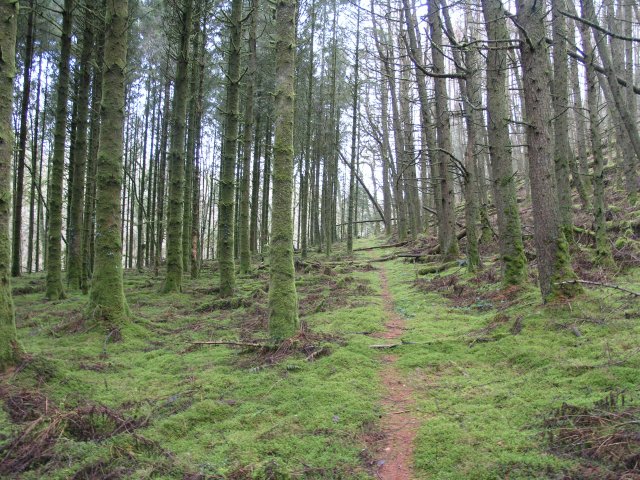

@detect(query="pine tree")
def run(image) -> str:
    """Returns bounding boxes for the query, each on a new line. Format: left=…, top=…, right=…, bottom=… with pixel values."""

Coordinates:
left=87, top=0, right=130, bottom=326
left=269, top=0, right=299, bottom=340
left=163, top=0, right=193, bottom=293
left=0, top=0, right=21, bottom=370
left=45, top=0, right=74, bottom=300
left=516, top=0, right=579, bottom=299
left=218, top=0, right=243, bottom=297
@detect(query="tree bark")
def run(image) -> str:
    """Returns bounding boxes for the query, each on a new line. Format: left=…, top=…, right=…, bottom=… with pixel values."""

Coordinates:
left=68, top=5, right=95, bottom=290
left=480, top=0, right=527, bottom=285
left=87, top=0, right=130, bottom=327
left=45, top=0, right=74, bottom=300
left=517, top=0, right=579, bottom=299
left=12, top=0, right=35, bottom=277
left=218, top=0, right=242, bottom=296
left=163, top=0, right=193, bottom=293
left=269, top=0, right=299, bottom=340
left=0, top=0, right=21, bottom=370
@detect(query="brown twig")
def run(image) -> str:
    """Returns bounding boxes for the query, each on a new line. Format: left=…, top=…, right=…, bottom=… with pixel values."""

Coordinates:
left=555, top=279, right=640, bottom=297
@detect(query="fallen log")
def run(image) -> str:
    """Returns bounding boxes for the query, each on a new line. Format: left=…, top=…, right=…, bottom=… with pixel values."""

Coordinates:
left=417, top=261, right=458, bottom=276
left=353, top=241, right=408, bottom=252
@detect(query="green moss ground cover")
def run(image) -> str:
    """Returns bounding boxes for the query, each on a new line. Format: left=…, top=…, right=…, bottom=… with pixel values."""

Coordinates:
left=1, top=237, right=639, bottom=478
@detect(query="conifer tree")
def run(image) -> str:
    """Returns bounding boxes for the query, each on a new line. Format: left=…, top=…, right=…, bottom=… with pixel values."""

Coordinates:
left=0, top=0, right=21, bottom=370
left=45, top=0, right=74, bottom=300
left=87, top=0, right=130, bottom=326
left=269, top=0, right=299, bottom=340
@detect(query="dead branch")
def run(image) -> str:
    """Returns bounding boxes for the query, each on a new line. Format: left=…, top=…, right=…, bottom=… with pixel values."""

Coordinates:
left=353, top=241, right=408, bottom=252
left=555, top=280, right=640, bottom=297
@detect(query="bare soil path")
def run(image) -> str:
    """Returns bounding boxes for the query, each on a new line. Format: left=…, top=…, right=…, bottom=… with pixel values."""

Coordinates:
left=375, top=266, right=419, bottom=480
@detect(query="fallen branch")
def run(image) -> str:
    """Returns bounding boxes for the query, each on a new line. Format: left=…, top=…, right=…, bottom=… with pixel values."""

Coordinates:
left=418, top=261, right=458, bottom=275
left=190, top=341, right=269, bottom=348
left=555, top=280, right=640, bottom=297
left=369, top=343, right=402, bottom=349
left=353, top=241, right=408, bottom=252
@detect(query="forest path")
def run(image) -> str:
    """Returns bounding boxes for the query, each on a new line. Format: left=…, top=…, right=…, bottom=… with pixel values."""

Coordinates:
left=376, top=266, right=419, bottom=480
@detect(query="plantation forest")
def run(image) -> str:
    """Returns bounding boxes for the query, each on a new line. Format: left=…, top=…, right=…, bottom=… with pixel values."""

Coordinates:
left=1, top=0, right=640, bottom=477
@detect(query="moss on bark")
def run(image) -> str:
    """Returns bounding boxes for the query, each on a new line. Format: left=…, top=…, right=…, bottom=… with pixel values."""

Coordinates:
left=0, top=0, right=22, bottom=370
left=268, top=0, right=299, bottom=341
left=46, top=0, right=74, bottom=301
left=218, top=0, right=242, bottom=297
left=163, top=0, right=193, bottom=293
left=87, top=0, right=130, bottom=327
left=68, top=8, right=94, bottom=290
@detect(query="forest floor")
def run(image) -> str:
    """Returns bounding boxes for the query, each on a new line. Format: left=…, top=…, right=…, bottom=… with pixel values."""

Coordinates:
left=2, top=227, right=640, bottom=478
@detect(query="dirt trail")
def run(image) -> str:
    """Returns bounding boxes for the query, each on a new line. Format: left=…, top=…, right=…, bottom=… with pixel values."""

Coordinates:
left=375, top=267, right=419, bottom=480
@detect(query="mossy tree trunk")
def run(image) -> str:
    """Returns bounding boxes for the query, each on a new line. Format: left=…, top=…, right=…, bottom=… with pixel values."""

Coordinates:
left=218, top=0, right=242, bottom=297
left=155, top=70, right=171, bottom=276
left=191, top=19, right=207, bottom=279
left=82, top=4, right=106, bottom=290
left=516, top=0, right=580, bottom=299
left=269, top=0, right=299, bottom=341
left=27, top=52, right=43, bottom=274
left=623, top=0, right=638, bottom=203
left=582, top=0, right=640, bottom=196
left=300, top=0, right=315, bottom=258
left=138, top=76, right=151, bottom=273
left=402, top=0, right=432, bottom=236
left=182, top=15, right=200, bottom=277
left=346, top=10, right=360, bottom=255
left=576, top=0, right=614, bottom=265
left=239, top=0, right=257, bottom=274
left=260, top=120, right=272, bottom=252
left=480, top=0, right=527, bottom=285
left=68, top=5, right=95, bottom=290
left=163, top=0, right=193, bottom=293
left=0, top=0, right=21, bottom=370
left=440, top=0, right=480, bottom=270
left=250, top=114, right=262, bottom=253
left=12, top=0, right=35, bottom=277
left=551, top=0, right=573, bottom=237
left=87, top=0, right=130, bottom=327
left=45, top=0, right=74, bottom=301
left=428, top=0, right=458, bottom=259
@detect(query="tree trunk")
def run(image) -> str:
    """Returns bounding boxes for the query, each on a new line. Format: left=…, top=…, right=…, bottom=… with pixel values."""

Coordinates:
left=155, top=69, right=171, bottom=276
left=28, top=52, right=43, bottom=274
left=551, top=0, right=574, bottom=235
left=583, top=0, right=640, bottom=196
left=347, top=10, right=360, bottom=254
left=87, top=0, right=130, bottom=327
left=261, top=120, right=272, bottom=252
left=12, top=0, right=35, bottom=277
left=250, top=114, right=262, bottom=253
left=46, top=0, right=74, bottom=300
left=517, top=0, right=579, bottom=299
left=440, top=0, right=480, bottom=270
left=82, top=4, right=106, bottom=289
left=218, top=0, right=242, bottom=297
left=429, top=0, right=458, bottom=258
left=480, top=0, right=527, bottom=285
left=300, top=0, right=315, bottom=257
left=68, top=6, right=94, bottom=290
left=163, top=0, right=193, bottom=293
left=269, top=0, right=299, bottom=340
left=239, top=0, right=257, bottom=274
left=0, top=0, right=21, bottom=370
left=576, top=0, right=614, bottom=265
